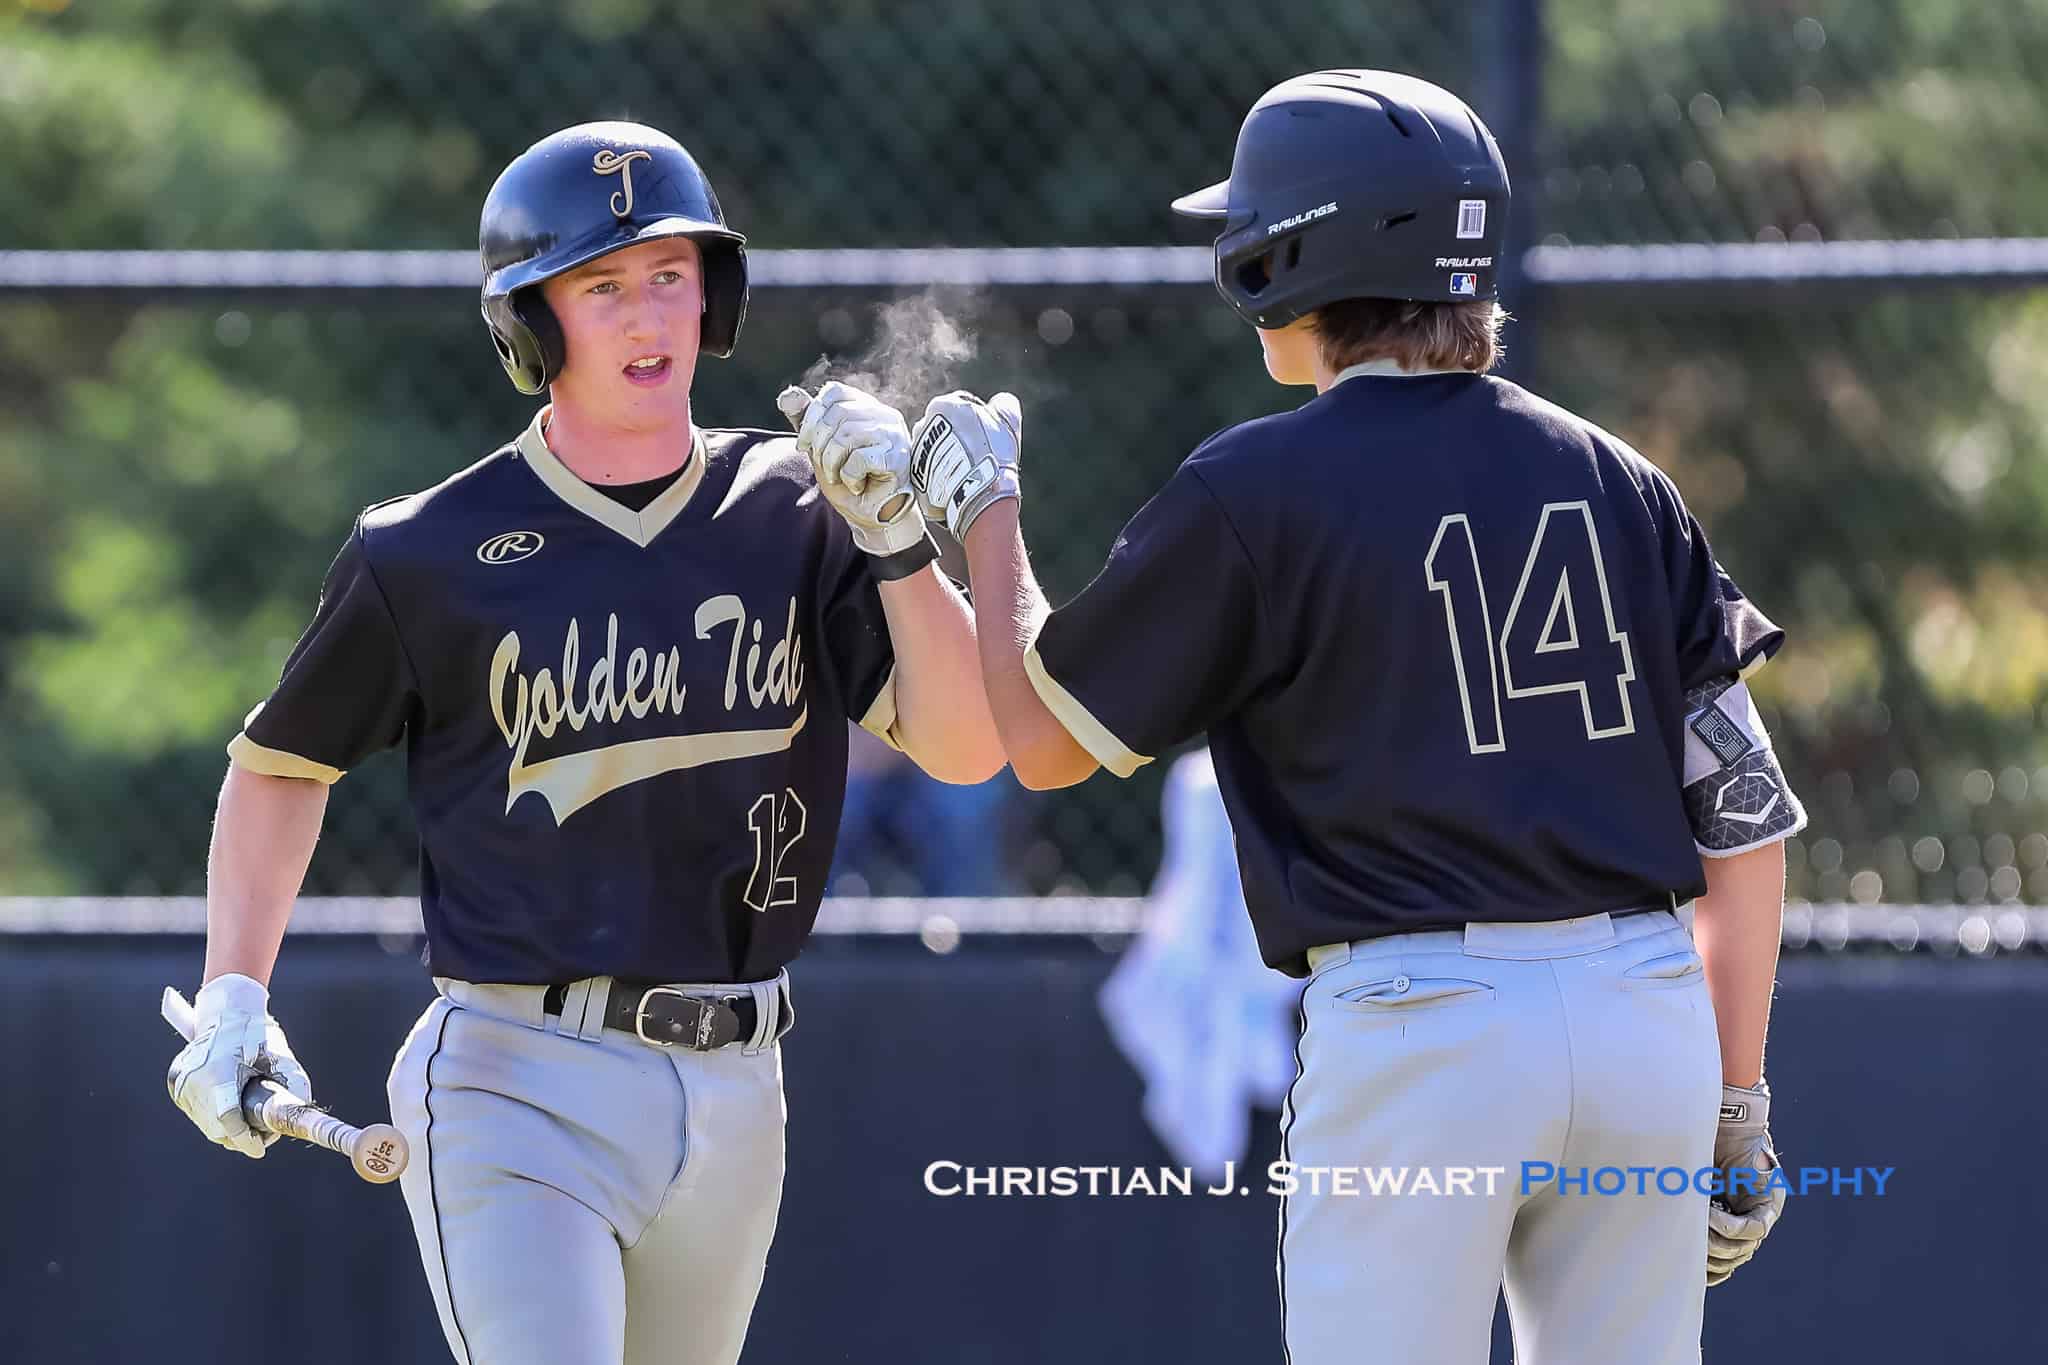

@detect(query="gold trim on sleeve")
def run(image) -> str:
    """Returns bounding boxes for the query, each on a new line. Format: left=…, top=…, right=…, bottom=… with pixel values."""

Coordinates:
left=227, top=732, right=344, bottom=784
left=1023, top=644, right=1149, bottom=779
left=857, top=666, right=905, bottom=752
left=516, top=407, right=706, bottom=547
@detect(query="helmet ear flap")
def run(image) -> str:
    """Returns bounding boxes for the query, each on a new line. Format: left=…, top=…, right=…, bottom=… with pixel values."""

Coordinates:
left=483, top=288, right=557, bottom=394
left=1218, top=233, right=1315, bottom=328
left=482, top=293, right=550, bottom=396
left=511, top=290, right=566, bottom=388
left=698, top=241, right=749, bottom=359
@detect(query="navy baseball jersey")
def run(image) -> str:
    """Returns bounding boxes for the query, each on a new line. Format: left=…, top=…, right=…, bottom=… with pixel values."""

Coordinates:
left=229, top=409, right=899, bottom=984
left=1029, top=365, right=1791, bottom=975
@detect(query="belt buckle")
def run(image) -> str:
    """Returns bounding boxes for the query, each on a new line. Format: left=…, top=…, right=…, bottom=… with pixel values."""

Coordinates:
left=634, top=986, right=740, bottom=1051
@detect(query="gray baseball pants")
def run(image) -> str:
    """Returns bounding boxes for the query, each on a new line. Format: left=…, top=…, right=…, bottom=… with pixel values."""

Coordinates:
left=386, top=973, right=791, bottom=1365
left=1280, top=908, right=1721, bottom=1365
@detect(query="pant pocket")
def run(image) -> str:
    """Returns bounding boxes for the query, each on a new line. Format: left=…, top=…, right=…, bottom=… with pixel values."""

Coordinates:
left=1619, top=947, right=1706, bottom=990
left=1333, top=973, right=1495, bottom=1012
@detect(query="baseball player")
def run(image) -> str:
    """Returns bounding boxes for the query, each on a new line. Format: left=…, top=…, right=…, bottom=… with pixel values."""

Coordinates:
left=165, top=121, right=1002, bottom=1365
left=904, top=72, right=1803, bottom=1363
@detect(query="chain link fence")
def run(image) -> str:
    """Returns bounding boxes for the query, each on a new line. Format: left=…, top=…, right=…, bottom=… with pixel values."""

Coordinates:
left=4, top=0, right=2048, bottom=918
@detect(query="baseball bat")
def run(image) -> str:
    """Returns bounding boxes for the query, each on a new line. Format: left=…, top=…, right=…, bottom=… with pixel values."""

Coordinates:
left=779, top=384, right=916, bottom=523
left=161, top=986, right=408, bottom=1185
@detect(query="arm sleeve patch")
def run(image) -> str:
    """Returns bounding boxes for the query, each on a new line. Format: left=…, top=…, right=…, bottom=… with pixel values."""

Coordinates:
left=1680, top=678, right=1807, bottom=855
left=1689, top=700, right=1754, bottom=769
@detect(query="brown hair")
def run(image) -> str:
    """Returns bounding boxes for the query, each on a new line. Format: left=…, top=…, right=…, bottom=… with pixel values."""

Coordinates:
left=1310, top=297, right=1508, bottom=374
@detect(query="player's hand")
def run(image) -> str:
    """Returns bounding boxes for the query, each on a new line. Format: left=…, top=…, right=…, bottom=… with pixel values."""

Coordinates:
left=1706, top=1080, right=1785, bottom=1285
left=907, top=390, right=1022, bottom=541
left=777, top=382, right=929, bottom=559
left=166, top=972, right=313, bottom=1159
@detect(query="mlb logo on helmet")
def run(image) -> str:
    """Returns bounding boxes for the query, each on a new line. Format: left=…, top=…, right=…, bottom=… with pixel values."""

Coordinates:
left=1450, top=273, right=1477, bottom=297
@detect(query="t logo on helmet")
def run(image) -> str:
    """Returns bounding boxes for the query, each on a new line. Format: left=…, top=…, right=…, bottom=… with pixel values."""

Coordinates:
left=592, top=148, right=653, bottom=219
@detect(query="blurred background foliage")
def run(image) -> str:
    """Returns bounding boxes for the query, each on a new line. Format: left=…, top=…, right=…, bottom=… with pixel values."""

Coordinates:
left=3, top=0, right=2047, bottom=906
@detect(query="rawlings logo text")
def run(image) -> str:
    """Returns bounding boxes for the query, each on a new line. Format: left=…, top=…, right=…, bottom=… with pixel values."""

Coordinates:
left=1268, top=201, right=1339, bottom=235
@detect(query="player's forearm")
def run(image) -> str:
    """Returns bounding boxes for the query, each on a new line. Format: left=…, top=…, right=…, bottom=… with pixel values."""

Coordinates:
left=1691, top=839, right=1786, bottom=1088
left=876, top=565, right=1006, bottom=784
left=960, top=503, right=1098, bottom=790
left=201, top=763, right=329, bottom=987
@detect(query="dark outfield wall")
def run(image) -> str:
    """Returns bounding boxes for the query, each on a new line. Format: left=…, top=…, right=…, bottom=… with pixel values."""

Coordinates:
left=1, top=937, right=2041, bottom=1363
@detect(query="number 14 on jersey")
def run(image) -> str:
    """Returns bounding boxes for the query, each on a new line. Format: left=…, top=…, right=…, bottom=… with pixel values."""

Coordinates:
left=1424, top=501, right=1637, bottom=754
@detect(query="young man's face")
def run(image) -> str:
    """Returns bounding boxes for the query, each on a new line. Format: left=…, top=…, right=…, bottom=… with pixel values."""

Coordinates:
left=1256, top=314, right=1320, bottom=387
left=540, top=237, right=704, bottom=427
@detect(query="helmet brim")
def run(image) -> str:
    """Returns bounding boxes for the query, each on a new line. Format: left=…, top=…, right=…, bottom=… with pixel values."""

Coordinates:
left=1170, top=179, right=1232, bottom=219
left=627, top=215, right=746, bottom=247
left=484, top=216, right=747, bottom=298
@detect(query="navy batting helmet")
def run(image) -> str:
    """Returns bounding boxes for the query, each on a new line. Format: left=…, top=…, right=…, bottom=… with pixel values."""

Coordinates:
left=1172, top=71, right=1510, bottom=328
left=480, top=121, right=748, bottom=395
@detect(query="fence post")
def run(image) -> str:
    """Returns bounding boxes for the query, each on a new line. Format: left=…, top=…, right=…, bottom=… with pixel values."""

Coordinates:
left=1479, top=0, right=1546, bottom=383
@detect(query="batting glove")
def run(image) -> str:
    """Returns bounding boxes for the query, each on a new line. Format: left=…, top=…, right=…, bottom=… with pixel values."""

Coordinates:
left=166, top=973, right=312, bottom=1159
left=907, top=390, right=1022, bottom=541
left=778, top=383, right=934, bottom=576
left=1707, top=1080, right=1785, bottom=1285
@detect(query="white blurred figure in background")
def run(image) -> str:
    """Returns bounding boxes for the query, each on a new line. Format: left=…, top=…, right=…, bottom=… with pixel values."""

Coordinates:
left=1100, top=748, right=1297, bottom=1182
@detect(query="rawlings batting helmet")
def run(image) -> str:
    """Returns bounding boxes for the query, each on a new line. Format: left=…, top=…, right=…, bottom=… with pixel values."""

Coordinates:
left=480, top=121, right=748, bottom=395
left=1172, top=71, right=1510, bottom=328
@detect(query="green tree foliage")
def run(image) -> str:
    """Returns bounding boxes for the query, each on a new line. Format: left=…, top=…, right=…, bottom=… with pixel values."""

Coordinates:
left=1538, top=0, right=2048, bottom=903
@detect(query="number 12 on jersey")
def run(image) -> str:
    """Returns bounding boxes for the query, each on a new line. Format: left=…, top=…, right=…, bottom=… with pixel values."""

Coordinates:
left=1424, top=501, right=1637, bottom=754
left=743, top=789, right=807, bottom=912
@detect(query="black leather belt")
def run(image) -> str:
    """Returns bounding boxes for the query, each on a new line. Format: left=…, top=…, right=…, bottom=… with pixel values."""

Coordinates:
left=543, top=979, right=765, bottom=1051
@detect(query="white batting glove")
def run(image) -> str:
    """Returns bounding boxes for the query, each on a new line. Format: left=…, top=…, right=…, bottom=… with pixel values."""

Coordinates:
left=1707, top=1080, right=1786, bottom=1285
left=907, top=390, right=1022, bottom=540
left=777, top=382, right=929, bottom=559
left=166, top=973, right=313, bottom=1159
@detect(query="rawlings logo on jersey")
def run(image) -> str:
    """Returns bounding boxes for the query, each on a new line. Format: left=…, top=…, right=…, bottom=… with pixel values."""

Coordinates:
left=487, top=594, right=808, bottom=824
left=477, top=531, right=545, bottom=565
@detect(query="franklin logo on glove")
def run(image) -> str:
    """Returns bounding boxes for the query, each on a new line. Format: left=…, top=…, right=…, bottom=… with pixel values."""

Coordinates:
left=906, top=391, right=1023, bottom=541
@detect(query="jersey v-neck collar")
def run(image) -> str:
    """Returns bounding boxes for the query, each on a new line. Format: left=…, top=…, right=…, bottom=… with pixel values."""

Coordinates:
left=515, top=406, right=706, bottom=548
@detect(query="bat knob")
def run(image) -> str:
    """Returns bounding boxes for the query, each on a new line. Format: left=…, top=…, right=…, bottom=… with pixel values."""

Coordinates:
left=776, top=385, right=812, bottom=430
left=349, top=1124, right=409, bottom=1184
